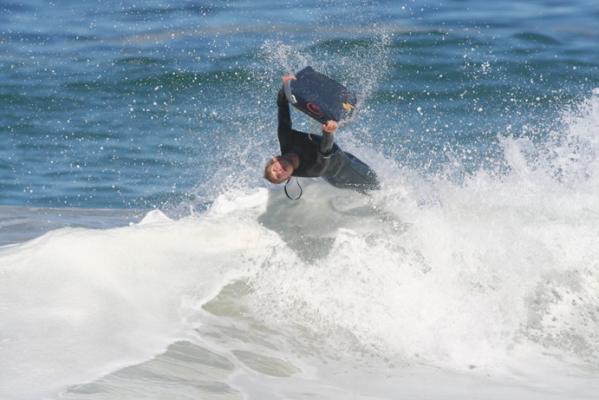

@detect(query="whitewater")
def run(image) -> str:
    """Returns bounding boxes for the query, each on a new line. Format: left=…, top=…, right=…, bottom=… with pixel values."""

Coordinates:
left=1, top=88, right=599, bottom=399
left=2, top=0, right=599, bottom=398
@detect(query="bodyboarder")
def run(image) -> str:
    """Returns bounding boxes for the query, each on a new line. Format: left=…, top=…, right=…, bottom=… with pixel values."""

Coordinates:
left=264, top=75, right=380, bottom=195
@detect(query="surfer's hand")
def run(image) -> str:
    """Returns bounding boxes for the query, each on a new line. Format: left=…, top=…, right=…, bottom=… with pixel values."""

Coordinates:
left=323, top=120, right=337, bottom=133
left=282, top=74, right=296, bottom=85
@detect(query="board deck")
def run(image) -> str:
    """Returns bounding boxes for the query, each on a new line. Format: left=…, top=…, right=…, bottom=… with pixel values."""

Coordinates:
left=284, top=66, right=357, bottom=124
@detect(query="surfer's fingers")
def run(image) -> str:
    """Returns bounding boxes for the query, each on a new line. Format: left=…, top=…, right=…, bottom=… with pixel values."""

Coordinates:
left=282, top=74, right=297, bottom=84
left=323, top=120, right=338, bottom=133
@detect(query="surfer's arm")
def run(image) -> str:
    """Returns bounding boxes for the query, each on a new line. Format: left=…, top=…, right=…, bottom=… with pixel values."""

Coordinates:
left=276, top=77, right=296, bottom=154
left=319, top=121, right=337, bottom=156
left=276, top=88, right=294, bottom=153
left=307, top=121, right=337, bottom=175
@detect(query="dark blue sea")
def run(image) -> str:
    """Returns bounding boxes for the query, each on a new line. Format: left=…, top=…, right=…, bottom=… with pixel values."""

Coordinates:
left=1, top=1, right=599, bottom=399
left=2, top=0, right=597, bottom=209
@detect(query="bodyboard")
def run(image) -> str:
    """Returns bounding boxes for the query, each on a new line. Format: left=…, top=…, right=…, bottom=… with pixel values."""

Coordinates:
left=284, top=66, right=357, bottom=124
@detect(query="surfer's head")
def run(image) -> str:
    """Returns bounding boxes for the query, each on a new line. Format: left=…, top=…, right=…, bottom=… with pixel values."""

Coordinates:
left=264, top=155, right=294, bottom=184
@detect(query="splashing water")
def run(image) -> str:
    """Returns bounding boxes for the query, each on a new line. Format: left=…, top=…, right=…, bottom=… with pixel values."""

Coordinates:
left=2, top=1, right=599, bottom=398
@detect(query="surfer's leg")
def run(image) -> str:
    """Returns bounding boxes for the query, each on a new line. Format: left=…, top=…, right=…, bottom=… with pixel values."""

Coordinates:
left=324, top=152, right=380, bottom=192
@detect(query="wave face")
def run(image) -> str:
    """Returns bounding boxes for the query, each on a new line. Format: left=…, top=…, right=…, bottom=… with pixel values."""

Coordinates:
left=2, top=90, right=599, bottom=398
left=0, top=202, right=277, bottom=399
left=2, top=0, right=599, bottom=399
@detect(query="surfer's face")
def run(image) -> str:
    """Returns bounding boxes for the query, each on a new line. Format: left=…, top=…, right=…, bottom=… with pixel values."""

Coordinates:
left=265, top=156, right=293, bottom=184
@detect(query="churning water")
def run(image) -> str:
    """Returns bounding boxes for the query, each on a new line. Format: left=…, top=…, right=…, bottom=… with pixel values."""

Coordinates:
left=1, top=0, right=599, bottom=399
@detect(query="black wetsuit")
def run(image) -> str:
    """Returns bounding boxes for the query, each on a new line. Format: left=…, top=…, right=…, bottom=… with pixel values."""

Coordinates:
left=277, top=89, right=380, bottom=192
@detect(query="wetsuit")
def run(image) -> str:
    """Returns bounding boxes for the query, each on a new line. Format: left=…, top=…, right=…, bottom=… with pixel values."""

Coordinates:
left=277, top=89, right=380, bottom=192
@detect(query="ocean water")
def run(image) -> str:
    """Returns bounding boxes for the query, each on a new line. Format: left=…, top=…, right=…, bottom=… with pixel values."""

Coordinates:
left=1, top=0, right=599, bottom=399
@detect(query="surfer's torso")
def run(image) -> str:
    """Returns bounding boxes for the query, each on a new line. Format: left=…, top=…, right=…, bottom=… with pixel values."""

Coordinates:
left=280, top=130, right=343, bottom=178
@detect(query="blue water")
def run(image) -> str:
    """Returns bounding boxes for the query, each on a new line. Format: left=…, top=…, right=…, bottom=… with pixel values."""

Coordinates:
left=1, top=0, right=597, bottom=209
left=3, top=2, right=599, bottom=399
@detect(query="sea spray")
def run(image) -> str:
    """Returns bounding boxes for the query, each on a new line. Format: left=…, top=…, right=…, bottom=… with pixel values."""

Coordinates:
left=245, top=89, right=599, bottom=371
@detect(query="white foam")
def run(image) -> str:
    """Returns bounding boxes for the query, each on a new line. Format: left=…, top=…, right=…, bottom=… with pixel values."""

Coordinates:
left=137, top=209, right=173, bottom=225
left=0, top=193, right=278, bottom=400
left=246, top=89, right=599, bottom=374
left=2, top=91, right=599, bottom=399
